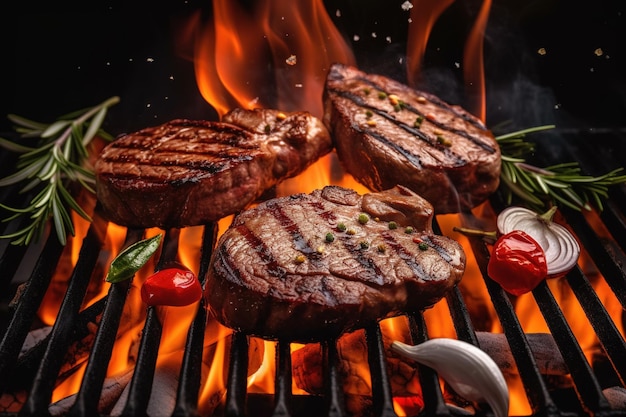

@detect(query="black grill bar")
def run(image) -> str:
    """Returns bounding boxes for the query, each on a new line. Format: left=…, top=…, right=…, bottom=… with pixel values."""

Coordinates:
left=172, top=223, right=217, bottom=417
left=274, top=340, right=294, bottom=416
left=562, top=208, right=626, bottom=309
left=67, top=227, right=144, bottom=417
left=365, top=323, right=397, bottom=417
left=407, top=313, right=450, bottom=416
left=0, top=243, right=28, bottom=302
left=11, top=296, right=106, bottom=395
left=533, top=281, right=612, bottom=414
left=119, top=229, right=181, bottom=416
left=121, top=308, right=163, bottom=416
left=564, top=268, right=626, bottom=384
left=0, top=230, right=64, bottom=393
left=462, top=222, right=562, bottom=416
left=445, top=286, right=479, bottom=346
left=599, top=193, right=626, bottom=254
left=0, top=168, right=36, bottom=295
left=322, top=339, right=347, bottom=417
left=18, top=218, right=106, bottom=416
left=223, top=331, right=249, bottom=417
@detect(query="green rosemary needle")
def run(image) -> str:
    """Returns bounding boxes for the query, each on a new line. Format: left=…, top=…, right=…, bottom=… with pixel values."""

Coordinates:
left=496, top=125, right=626, bottom=211
left=0, top=96, right=120, bottom=246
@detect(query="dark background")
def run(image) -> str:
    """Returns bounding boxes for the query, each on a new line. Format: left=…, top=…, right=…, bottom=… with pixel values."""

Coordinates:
left=1, top=0, right=624, bottom=136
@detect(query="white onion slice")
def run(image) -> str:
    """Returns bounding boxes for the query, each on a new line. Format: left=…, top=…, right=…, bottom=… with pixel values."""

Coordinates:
left=496, top=206, right=580, bottom=277
left=391, top=338, right=509, bottom=416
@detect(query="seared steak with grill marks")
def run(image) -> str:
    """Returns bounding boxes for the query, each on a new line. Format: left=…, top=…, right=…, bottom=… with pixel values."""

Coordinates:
left=95, top=108, right=332, bottom=228
left=205, top=185, right=465, bottom=342
left=323, top=63, right=501, bottom=214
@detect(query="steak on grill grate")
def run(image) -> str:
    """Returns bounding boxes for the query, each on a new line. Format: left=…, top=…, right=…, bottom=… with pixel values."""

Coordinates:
left=94, top=108, right=332, bottom=228
left=205, top=185, right=466, bottom=342
left=323, top=63, right=501, bottom=214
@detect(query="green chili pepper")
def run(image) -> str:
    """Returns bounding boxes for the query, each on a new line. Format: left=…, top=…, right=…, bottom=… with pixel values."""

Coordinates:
left=105, top=233, right=163, bottom=283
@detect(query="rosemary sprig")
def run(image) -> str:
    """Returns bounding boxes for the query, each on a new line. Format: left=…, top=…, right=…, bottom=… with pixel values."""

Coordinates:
left=496, top=125, right=626, bottom=211
left=0, top=96, right=120, bottom=246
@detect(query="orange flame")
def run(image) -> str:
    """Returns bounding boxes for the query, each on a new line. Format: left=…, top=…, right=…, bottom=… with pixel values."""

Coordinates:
left=408, top=0, right=490, bottom=121
left=463, top=0, right=491, bottom=121
left=247, top=340, right=276, bottom=394
left=40, top=2, right=624, bottom=416
left=189, top=0, right=355, bottom=119
left=183, top=0, right=516, bottom=414
left=406, top=0, right=456, bottom=87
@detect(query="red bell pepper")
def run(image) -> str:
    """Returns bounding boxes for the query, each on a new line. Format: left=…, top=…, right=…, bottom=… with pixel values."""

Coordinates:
left=487, top=230, right=548, bottom=296
left=141, top=264, right=202, bottom=306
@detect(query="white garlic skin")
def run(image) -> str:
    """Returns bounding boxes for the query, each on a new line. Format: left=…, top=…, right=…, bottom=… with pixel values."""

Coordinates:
left=391, top=338, right=509, bottom=417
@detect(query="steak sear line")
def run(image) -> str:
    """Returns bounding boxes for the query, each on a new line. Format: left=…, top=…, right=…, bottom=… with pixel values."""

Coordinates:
left=205, top=185, right=466, bottom=342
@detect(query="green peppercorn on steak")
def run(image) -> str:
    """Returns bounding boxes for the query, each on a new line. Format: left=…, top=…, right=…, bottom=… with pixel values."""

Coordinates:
left=205, top=185, right=466, bottom=342
left=323, top=63, right=501, bottom=214
left=95, top=108, right=332, bottom=228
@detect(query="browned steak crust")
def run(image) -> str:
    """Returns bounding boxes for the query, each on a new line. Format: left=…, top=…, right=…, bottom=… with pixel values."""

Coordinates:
left=205, top=185, right=465, bottom=342
left=323, top=63, right=501, bottom=214
left=95, top=109, right=332, bottom=228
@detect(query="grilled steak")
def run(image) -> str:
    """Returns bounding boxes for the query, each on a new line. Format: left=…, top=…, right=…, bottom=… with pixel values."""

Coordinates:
left=323, top=63, right=501, bottom=214
left=95, top=108, right=332, bottom=228
left=205, top=185, right=465, bottom=342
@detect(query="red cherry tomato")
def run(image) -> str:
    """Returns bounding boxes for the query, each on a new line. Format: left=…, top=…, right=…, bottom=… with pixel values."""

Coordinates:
left=487, top=230, right=548, bottom=296
left=141, top=266, right=202, bottom=306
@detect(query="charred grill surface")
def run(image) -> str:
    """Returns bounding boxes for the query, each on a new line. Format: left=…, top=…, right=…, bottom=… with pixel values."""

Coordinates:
left=1, top=162, right=626, bottom=416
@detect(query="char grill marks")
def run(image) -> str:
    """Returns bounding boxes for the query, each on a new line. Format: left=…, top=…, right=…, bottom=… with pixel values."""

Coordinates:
left=225, top=191, right=441, bottom=287
left=326, top=76, right=497, bottom=168
left=95, top=109, right=333, bottom=229
left=323, top=63, right=502, bottom=214
left=329, top=85, right=494, bottom=168
left=100, top=120, right=260, bottom=177
left=205, top=185, right=465, bottom=342
left=230, top=198, right=393, bottom=285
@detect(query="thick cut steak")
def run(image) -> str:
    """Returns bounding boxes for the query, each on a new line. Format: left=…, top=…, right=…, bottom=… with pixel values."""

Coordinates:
left=324, top=63, right=501, bottom=214
left=95, top=108, right=332, bottom=228
left=205, top=185, right=465, bottom=342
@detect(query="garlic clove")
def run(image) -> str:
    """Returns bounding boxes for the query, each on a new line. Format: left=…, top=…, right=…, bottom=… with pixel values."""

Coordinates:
left=391, top=338, right=509, bottom=417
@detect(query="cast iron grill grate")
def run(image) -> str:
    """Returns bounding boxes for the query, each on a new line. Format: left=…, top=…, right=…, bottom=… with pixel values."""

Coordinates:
left=0, top=129, right=625, bottom=417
